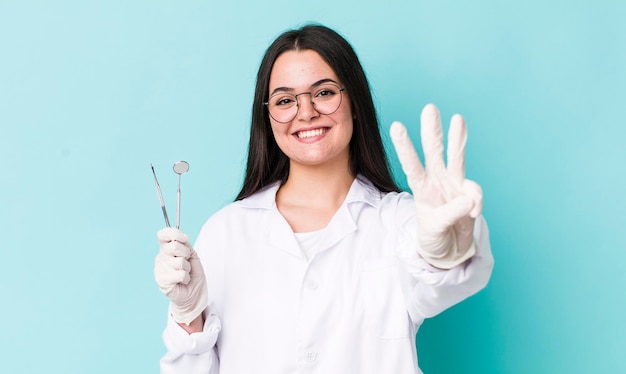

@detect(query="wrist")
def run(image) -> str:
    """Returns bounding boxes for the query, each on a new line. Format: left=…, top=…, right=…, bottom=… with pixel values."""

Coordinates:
left=177, top=313, right=204, bottom=334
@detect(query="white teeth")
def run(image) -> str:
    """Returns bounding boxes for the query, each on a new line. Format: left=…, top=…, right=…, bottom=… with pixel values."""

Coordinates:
left=297, top=128, right=326, bottom=138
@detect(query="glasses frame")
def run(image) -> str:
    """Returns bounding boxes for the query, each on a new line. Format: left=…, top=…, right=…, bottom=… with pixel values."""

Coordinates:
left=263, top=83, right=347, bottom=123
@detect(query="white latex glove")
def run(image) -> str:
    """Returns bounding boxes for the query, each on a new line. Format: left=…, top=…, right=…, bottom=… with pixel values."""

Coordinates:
left=155, top=227, right=208, bottom=325
left=390, top=103, right=483, bottom=269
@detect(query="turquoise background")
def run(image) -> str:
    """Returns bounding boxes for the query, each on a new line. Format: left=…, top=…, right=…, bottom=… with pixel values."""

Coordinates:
left=1, top=0, right=624, bottom=372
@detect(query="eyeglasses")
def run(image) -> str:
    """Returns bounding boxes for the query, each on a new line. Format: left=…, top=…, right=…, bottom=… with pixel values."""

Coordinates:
left=264, top=83, right=347, bottom=123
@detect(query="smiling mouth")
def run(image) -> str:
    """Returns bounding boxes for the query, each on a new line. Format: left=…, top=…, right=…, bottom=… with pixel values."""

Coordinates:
left=296, top=128, right=328, bottom=139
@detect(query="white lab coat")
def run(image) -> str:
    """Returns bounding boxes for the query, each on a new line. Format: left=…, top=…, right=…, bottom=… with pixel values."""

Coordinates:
left=160, top=175, right=494, bottom=374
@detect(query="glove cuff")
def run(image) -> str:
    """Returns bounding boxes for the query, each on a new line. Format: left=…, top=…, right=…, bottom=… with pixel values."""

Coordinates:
left=169, top=290, right=209, bottom=326
left=417, top=237, right=477, bottom=269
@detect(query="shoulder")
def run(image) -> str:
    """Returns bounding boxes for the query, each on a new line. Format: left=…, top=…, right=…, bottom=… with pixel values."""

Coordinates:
left=199, top=183, right=280, bottom=232
left=350, top=175, right=415, bottom=224
left=353, top=175, right=413, bottom=208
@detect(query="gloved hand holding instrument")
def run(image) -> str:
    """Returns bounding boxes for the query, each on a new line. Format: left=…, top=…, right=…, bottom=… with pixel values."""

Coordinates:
left=151, top=162, right=208, bottom=325
left=390, top=104, right=483, bottom=269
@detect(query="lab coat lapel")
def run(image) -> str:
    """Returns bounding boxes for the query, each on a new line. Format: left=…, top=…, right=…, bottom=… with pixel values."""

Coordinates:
left=239, top=182, right=305, bottom=259
left=317, top=202, right=357, bottom=253
left=315, top=175, right=380, bottom=253
left=266, top=208, right=305, bottom=259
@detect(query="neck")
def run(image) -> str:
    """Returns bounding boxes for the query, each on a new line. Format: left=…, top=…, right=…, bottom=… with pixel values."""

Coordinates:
left=278, top=160, right=355, bottom=211
left=275, top=162, right=355, bottom=233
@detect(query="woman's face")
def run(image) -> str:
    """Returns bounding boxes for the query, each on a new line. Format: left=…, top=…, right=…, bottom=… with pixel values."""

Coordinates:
left=267, top=49, right=353, bottom=169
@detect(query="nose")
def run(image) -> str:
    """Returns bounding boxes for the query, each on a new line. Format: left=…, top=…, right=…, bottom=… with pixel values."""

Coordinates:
left=295, top=93, right=319, bottom=121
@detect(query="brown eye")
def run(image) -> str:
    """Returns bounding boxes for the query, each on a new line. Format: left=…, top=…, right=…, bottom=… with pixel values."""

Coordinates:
left=272, top=94, right=297, bottom=107
left=315, top=86, right=339, bottom=100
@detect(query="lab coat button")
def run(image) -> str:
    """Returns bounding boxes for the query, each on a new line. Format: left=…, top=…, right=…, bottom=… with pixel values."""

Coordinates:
left=306, top=280, right=319, bottom=290
left=304, top=351, right=317, bottom=363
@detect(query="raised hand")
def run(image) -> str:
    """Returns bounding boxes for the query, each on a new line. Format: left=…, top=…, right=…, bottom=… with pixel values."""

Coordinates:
left=390, top=103, right=482, bottom=269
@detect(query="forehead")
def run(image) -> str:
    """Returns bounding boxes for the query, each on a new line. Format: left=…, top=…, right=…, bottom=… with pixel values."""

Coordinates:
left=269, top=49, right=339, bottom=90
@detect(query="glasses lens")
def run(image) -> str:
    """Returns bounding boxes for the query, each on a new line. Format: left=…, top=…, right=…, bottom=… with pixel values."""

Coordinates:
left=267, top=93, right=298, bottom=123
left=311, top=84, right=343, bottom=115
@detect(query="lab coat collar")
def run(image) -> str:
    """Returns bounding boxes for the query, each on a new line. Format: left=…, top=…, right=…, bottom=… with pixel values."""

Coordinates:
left=238, top=175, right=384, bottom=260
left=346, top=174, right=383, bottom=208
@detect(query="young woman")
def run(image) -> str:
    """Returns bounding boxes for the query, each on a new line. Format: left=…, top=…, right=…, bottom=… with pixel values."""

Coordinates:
left=154, top=24, right=493, bottom=374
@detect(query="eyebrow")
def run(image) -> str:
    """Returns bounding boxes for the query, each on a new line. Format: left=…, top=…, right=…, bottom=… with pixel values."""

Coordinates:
left=269, top=78, right=339, bottom=96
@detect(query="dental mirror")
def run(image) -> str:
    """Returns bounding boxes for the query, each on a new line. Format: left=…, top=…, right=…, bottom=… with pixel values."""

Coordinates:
left=173, top=161, right=190, bottom=175
left=173, top=161, right=189, bottom=229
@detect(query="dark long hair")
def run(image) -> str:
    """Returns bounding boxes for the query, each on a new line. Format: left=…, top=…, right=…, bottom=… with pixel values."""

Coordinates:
left=236, top=24, right=399, bottom=200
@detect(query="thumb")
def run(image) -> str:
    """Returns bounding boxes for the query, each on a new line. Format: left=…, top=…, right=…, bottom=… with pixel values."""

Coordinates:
left=433, top=196, right=474, bottom=227
left=157, top=227, right=190, bottom=244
